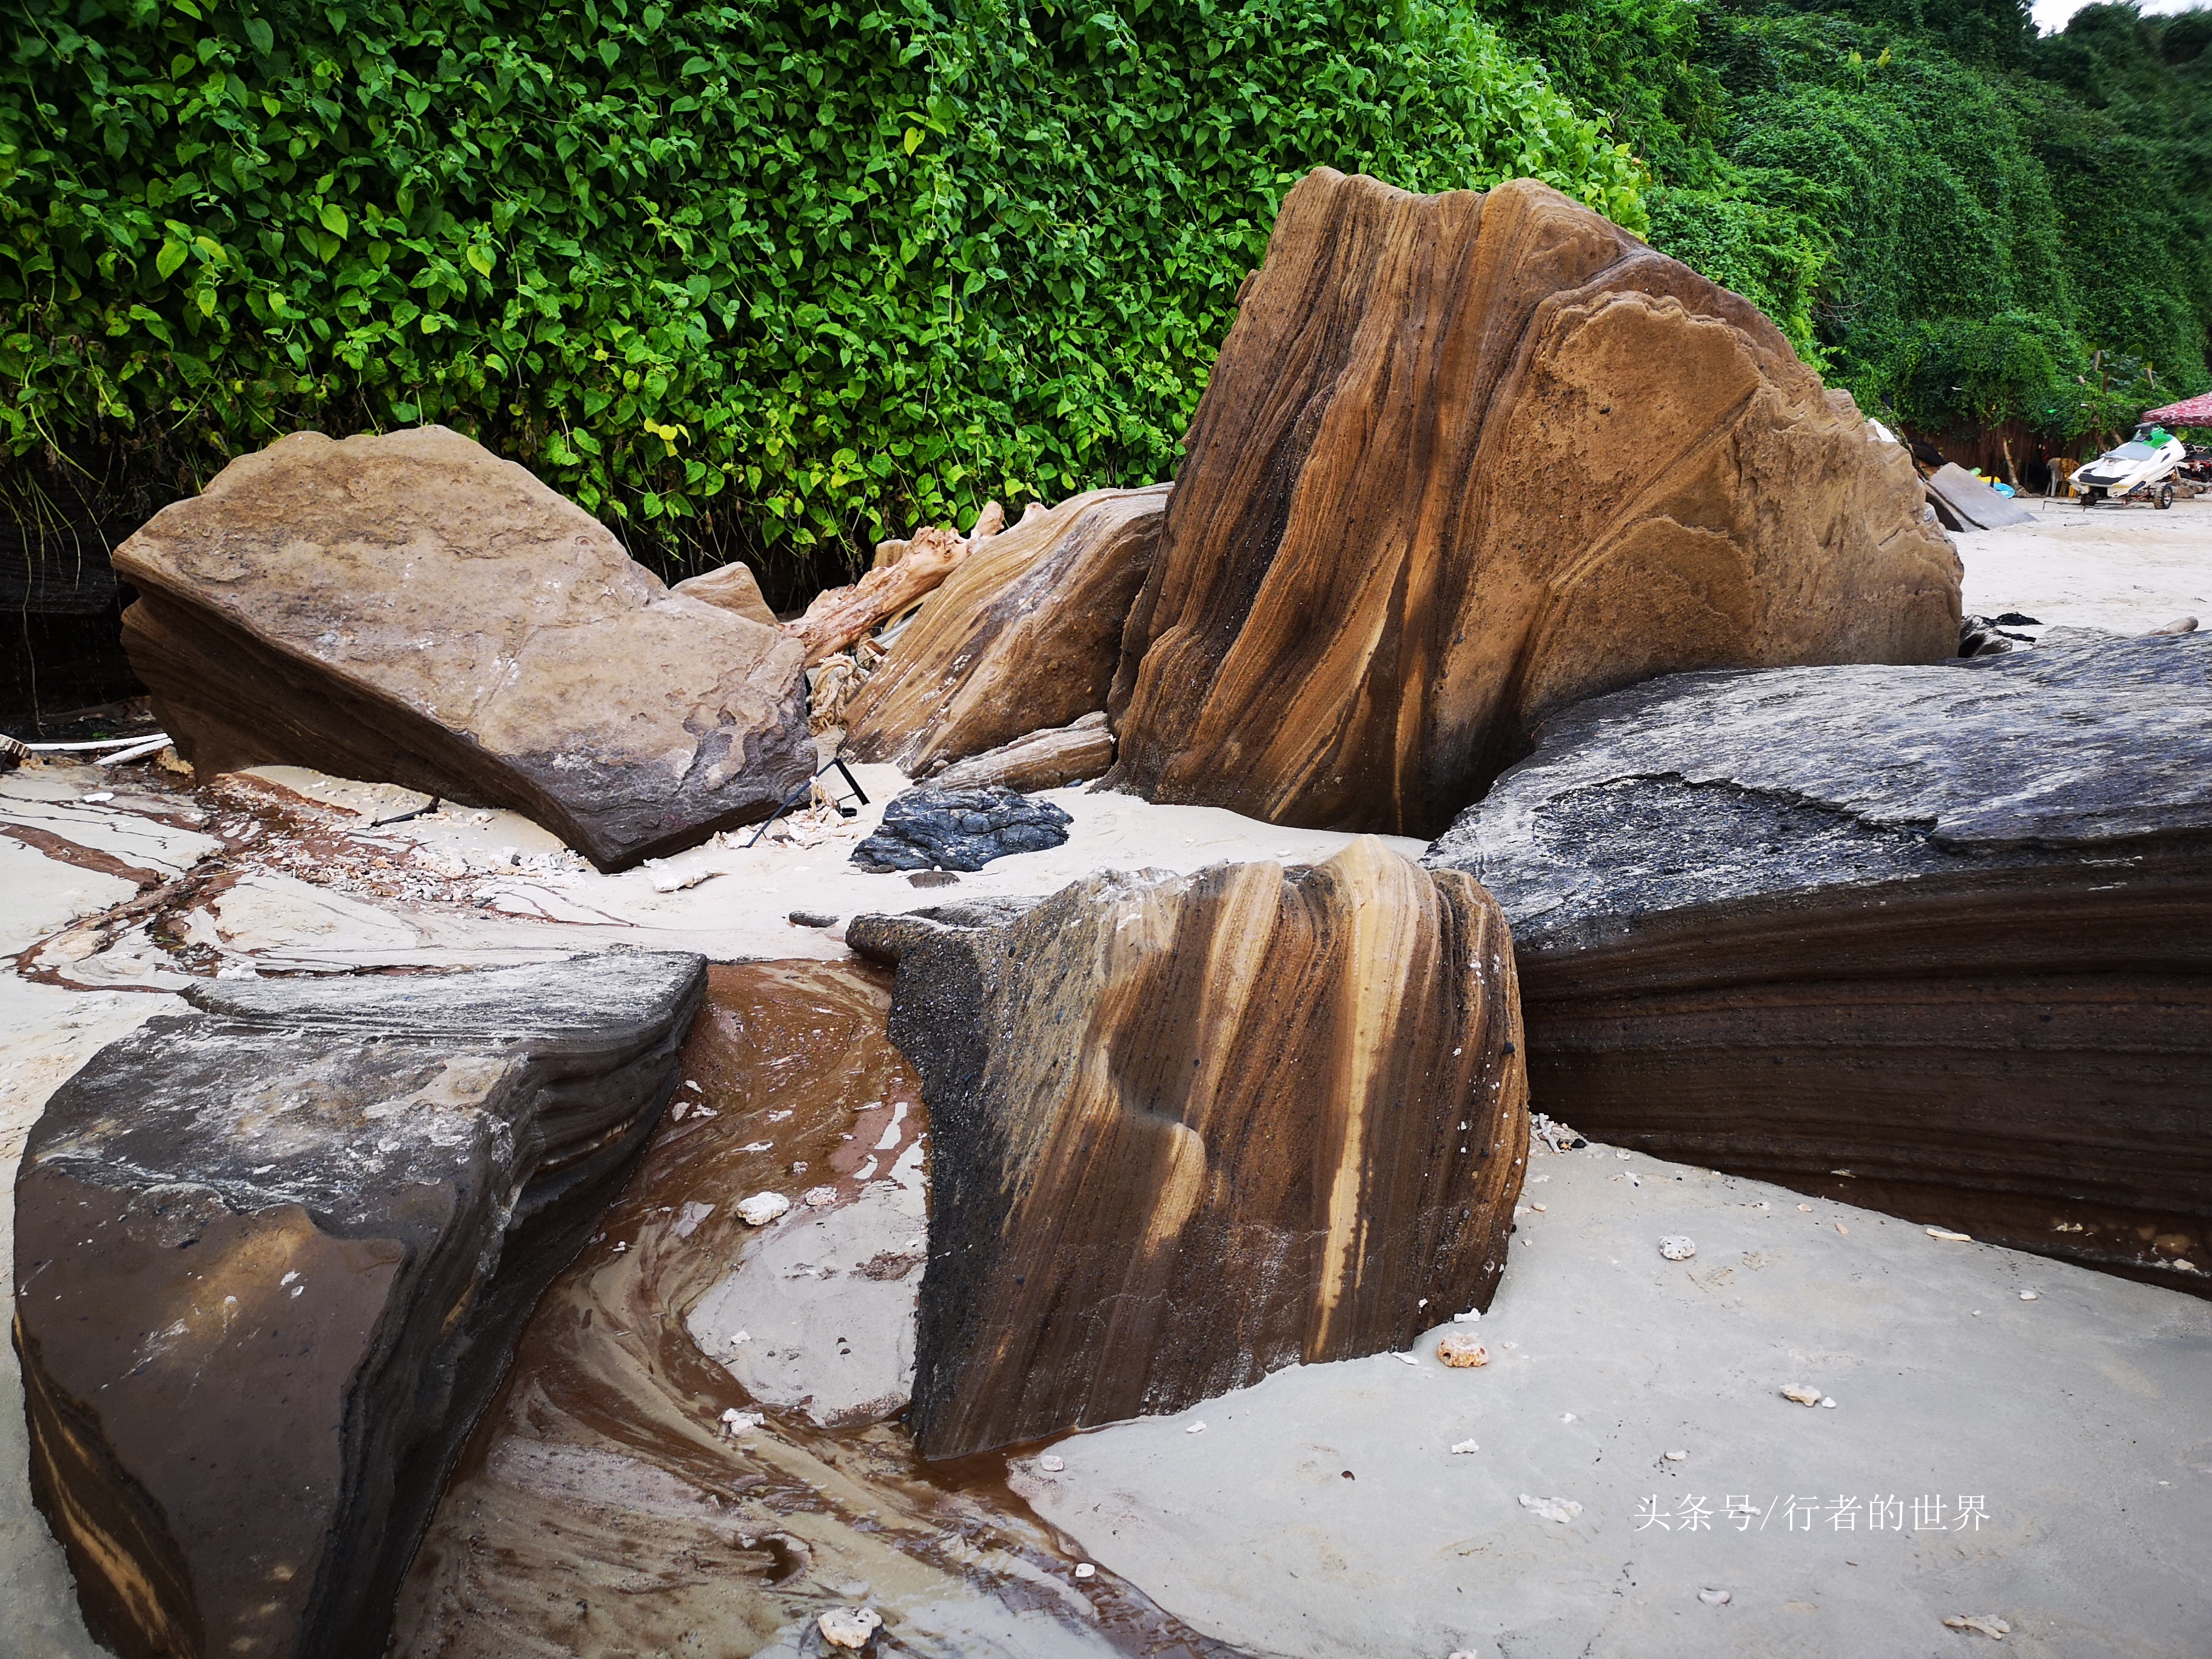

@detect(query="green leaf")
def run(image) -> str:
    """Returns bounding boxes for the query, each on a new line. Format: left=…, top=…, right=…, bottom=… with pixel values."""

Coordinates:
left=318, top=203, right=349, bottom=238
left=465, top=244, right=495, bottom=277
left=154, top=240, right=189, bottom=280
left=903, top=127, right=924, bottom=156
left=244, top=15, right=273, bottom=54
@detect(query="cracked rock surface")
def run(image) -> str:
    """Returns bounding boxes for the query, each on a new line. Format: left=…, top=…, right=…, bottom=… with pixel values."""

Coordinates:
left=12, top=951, right=705, bottom=1659
left=1427, top=633, right=2212, bottom=1287
left=851, top=786, right=1073, bottom=873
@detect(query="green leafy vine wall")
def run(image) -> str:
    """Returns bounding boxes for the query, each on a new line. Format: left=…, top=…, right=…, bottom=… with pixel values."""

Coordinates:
left=2, top=0, right=1642, bottom=578
left=1480, top=0, right=2212, bottom=449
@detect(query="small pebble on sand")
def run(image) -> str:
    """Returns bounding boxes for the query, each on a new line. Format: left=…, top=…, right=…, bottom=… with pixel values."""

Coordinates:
left=1451, top=1439, right=1479, bottom=1454
left=1781, top=1384, right=1822, bottom=1406
left=1519, top=1493, right=1583, bottom=1524
left=1436, top=1334, right=1488, bottom=1369
left=1074, top=1563, right=1096, bottom=1579
left=1699, top=1588, right=1732, bottom=1606
left=817, top=1607, right=884, bottom=1649
left=1187, top=1421, right=1207, bottom=1434
left=1658, top=1235, right=1697, bottom=1261
left=1943, top=1615, right=2013, bottom=1640
left=2020, top=1290, right=2039, bottom=1301
left=1038, top=1455, right=1065, bottom=1473
left=1663, top=1450, right=1688, bottom=1461
left=736, top=1192, right=790, bottom=1226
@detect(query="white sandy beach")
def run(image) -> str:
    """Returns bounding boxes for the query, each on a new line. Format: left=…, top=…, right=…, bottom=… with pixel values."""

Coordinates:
left=2, top=503, right=2208, bottom=1658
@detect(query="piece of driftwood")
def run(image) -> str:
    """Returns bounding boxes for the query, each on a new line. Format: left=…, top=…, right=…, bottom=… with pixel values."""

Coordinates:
left=923, top=712, right=1115, bottom=793
left=869, top=500, right=1007, bottom=573
left=843, top=485, right=1167, bottom=774
left=849, top=838, right=1528, bottom=1458
left=1427, top=632, right=2212, bottom=1293
left=13, top=954, right=706, bottom=1659
left=1102, top=168, right=1960, bottom=838
left=785, top=517, right=980, bottom=667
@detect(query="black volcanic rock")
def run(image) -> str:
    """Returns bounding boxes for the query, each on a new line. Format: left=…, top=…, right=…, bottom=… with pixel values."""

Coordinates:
left=13, top=953, right=706, bottom=1659
left=1427, top=633, right=2212, bottom=1290
left=851, top=785, right=1072, bottom=872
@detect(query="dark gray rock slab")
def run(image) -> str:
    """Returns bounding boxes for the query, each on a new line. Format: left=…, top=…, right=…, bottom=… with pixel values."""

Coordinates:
left=851, top=785, right=1072, bottom=873
left=12, top=951, right=706, bottom=1659
left=1925, top=461, right=2036, bottom=530
left=1426, top=632, right=2212, bottom=1290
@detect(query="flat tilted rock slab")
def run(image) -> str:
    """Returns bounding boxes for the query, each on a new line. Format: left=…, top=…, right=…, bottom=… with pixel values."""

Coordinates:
left=850, top=839, right=1527, bottom=1460
left=1104, top=168, right=1959, bottom=838
left=113, top=426, right=814, bottom=871
left=12, top=953, right=705, bottom=1659
left=1426, top=633, right=2212, bottom=1290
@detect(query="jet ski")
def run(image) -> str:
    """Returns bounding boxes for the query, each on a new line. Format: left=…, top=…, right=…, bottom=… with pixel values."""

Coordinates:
left=2073, top=424, right=2186, bottom=508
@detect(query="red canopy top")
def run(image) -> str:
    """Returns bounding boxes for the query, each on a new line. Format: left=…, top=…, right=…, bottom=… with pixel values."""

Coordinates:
left=2139, top=391, right=2212, bottom=424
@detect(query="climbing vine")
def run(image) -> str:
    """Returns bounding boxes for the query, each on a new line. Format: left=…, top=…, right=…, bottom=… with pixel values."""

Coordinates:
left=1, top=0, right=1644, bottom=576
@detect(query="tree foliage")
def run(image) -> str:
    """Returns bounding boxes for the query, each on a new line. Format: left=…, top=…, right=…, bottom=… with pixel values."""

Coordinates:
left=1480, top=0, right=2212, bottom=440
left=1, top=0, right=1643, bottom=576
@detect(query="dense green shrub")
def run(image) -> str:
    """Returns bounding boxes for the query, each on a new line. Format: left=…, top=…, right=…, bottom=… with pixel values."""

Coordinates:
left=1, top=0, right=1643, bottom=574
left=1480, top=0, right=2212, bottom=441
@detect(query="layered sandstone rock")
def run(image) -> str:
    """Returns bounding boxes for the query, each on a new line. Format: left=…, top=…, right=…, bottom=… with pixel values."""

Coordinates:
left=113, top=427, right=813, bottom=870
left=1426, top=633, right=2212, bottom=1290
left=13, top=953, right=706, bottom=1659
left=1103, top=169, right=1961, bottom=837
left=849, top=839, right=1527, bottom=1459
left=845, top=484, right=1168, bottom=774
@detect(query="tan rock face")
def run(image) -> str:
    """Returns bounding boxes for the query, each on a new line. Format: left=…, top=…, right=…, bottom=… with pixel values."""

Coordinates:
left=844, top=484, right=1168, bottom=774
left=112, top=427, right=813, bottom=871
left=1103, top=170, right=1962, bottom=838
left=848, top=837, right=1527, bottom=1460
left=669, top=558, right=779, bottom=627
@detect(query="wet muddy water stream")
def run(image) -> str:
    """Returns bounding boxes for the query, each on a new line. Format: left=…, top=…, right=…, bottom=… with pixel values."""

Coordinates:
left=392, top=960, right=1242, bottom=1658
